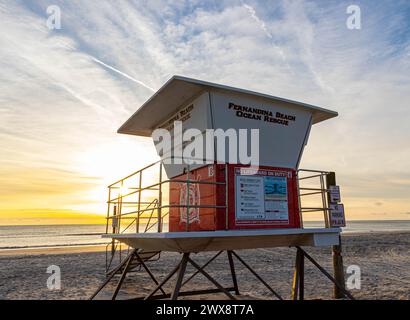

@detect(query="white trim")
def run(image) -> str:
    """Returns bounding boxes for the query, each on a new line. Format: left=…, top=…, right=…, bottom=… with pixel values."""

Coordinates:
left=103, top=227, right=341, bottom=239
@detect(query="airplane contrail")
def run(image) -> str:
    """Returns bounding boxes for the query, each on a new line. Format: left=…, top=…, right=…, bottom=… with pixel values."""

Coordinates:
left=90, top=57, right=155, bottom=92
left=51, top=37, right=155, bottom=92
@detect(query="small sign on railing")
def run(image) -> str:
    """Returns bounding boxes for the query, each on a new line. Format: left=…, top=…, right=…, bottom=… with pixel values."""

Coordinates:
left=329, top=203, right=346, bottom=227
left=329, top=185, right=341, bottom=203
left=328, top=184, right=345, bottom=227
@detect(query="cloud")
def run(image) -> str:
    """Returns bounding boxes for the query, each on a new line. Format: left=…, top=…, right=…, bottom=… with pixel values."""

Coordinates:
left=243, top=3, right=273, bottom=39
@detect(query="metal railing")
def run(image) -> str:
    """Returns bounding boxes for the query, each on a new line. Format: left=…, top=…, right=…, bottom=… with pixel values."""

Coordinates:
left=105, top=164, right=337, bottom=235
left=104, top=159, right=228, bottom=273
left=297, top=169, right=334, bottom=228
left=105, top=160, right=228, bottom=234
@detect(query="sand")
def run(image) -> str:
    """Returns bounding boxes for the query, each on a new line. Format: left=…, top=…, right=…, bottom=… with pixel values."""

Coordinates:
left=1, top=231, right=409, bottom=300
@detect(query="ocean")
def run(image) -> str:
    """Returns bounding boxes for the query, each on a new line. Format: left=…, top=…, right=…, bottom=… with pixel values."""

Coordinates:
left=1, top=220, right=410, bottom=250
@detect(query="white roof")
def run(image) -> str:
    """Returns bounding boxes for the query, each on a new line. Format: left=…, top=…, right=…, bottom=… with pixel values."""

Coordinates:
left=118, top=75, right=338, bottom=137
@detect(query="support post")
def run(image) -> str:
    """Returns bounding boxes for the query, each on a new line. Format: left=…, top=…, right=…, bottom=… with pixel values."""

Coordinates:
left=227, top=251, right=240, bottom=295
left=111, top=251, right=134, bottom=300
left=291, top=247, right=304, bottom=300
left=332, top=234, right=345, bottom=299
left=231, top=251, right=282, bottom=300
left=171, top=253, right=189, bottom=300
left=326, top=172, right=346, bottom=299
left=299, top=249, right=304, bottom=301
left=89, top=248, right=137, bottom=300
left=297, top=246, right=354, bottom=300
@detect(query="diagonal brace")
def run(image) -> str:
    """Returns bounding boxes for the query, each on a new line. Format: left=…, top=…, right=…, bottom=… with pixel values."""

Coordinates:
left=186, top=256, right=236, bottom=300
left=231, top=250, right=282, bottom=300
left=182, top=250, right=223, bottom=287
left=296, top=246, right=355, bottom=300
left=135, top=252, right=166, bottom=295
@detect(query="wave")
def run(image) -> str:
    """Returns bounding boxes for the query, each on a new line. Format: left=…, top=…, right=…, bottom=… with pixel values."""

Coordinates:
left=0, top=242, right=109, bottom=251
left=0, top=233, right=105, bottom=239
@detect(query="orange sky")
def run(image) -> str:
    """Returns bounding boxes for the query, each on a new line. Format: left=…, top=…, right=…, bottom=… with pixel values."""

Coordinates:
left=0, top=135, right=158, bottom=225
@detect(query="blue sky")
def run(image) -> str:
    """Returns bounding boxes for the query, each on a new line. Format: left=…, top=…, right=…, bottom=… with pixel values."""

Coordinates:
left=0, top=0, right=409, bottom=222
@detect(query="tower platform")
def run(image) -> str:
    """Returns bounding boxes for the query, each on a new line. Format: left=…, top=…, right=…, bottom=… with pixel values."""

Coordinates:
left=103, top=228, right=341, bottom=252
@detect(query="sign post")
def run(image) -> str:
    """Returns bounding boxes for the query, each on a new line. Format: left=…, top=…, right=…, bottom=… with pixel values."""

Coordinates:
left=326, top=172, right=346, bottom=299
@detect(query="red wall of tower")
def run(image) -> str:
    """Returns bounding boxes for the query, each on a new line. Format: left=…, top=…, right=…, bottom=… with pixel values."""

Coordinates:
left=169, top=164, right=300, bottom=232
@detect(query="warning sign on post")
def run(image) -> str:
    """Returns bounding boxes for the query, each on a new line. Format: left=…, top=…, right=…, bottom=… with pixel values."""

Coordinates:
left=329, top=204, right=346, bottom=227
left=329, top=185, right=341, bottom=203
left=235, top=168, right=289, bottom=224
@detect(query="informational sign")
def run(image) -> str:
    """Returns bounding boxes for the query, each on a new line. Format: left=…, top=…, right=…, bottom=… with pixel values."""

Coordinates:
left=329, top=204, right=346, bottom=227
left=235, top=168, right=289, bottom=223
left=235, top=175, right=265, bottom=220
left=329, top=185, right=341, bottom=203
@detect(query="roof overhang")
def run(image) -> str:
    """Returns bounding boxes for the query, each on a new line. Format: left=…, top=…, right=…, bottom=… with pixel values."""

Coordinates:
left=118, top=75, right=338, bottom=137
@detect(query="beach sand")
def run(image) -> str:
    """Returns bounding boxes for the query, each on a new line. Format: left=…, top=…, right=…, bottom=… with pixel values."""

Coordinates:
left=1, top=231, right=409, bottom=300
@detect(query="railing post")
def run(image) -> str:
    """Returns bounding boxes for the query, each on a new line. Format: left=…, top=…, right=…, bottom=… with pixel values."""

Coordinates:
left=296, top=170, right=303, bottom=228
left=320, top=174, right=329, bottom=227
left=118, top=182, right=123, bottom=263
left=119, top=181, right=123, bottom=232
left=137, top=171, right=142, bottom=233
left=111, top=205, right=117, bottom=256
left=326, top=172, right=346, bottom=299
left=186, top=164, right=191, bottom=232
left=158, top=163, right=162, bottom=232
left=225, top=164, right=229, bottom=230
left=105, top=187, right=111, bottom=234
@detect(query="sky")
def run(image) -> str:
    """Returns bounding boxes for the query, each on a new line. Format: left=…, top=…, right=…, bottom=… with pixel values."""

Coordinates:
left=0, top=0, right=409, bottom=225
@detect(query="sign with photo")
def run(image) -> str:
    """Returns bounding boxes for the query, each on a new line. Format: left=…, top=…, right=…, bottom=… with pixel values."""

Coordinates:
left=235, top=168, right=290, bottom=223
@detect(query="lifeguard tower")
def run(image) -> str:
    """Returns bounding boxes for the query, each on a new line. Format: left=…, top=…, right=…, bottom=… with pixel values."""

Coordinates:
left=91, top=76, right=351, bottom=300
